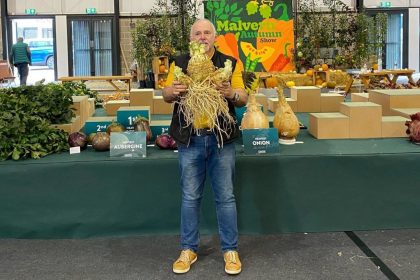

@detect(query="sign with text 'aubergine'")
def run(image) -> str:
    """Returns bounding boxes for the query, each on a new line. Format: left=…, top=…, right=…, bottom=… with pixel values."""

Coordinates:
left=205, top=0, right=294, bottom=72
left=110, top=131, right=146, bottom=158
left=242, top=128, right=279, bottom=155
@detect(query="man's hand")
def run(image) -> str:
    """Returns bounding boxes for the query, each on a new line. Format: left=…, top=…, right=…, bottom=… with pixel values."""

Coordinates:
left=216, top=81, right=235, bottom=99
left=163, top=80, right=188, bottom=103
left=172, top=81, right=188, bottom=97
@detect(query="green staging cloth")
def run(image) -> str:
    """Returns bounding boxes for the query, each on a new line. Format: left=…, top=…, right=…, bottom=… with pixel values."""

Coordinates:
left=1, top=118, right=420, bottom=238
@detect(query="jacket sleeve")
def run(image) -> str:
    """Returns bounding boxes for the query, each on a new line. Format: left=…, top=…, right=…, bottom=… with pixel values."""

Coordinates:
left=8, top=47, right=14, bottom=64
left=26, top=46, right=32, bottom=64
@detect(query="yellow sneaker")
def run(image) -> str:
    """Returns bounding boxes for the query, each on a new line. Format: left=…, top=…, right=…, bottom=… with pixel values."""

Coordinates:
left=172, top=249, right=198, bottom=274
left=223, top=250, right=242, bottom=275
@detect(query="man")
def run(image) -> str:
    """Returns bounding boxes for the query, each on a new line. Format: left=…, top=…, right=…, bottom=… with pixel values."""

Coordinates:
left=163, top=18, right=247, bottom=275
left=9, top=37, right=31, bottom=86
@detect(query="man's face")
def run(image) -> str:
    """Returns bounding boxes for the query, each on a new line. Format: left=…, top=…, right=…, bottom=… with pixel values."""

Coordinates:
left=190, top=21, right=216, bottom=54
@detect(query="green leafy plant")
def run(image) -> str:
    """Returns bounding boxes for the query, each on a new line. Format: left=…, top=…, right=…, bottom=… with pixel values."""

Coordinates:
left=0, top=84, right=73, bottom=160
left=132, top=0, right=200, bottom=76
left=62, top=81, right=99, bottom=105
left=295, top=0, right=387, bottom=69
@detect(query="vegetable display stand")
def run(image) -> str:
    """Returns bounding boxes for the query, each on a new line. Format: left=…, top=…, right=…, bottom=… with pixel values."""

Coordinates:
left=152, top=56, right=169, bottom=89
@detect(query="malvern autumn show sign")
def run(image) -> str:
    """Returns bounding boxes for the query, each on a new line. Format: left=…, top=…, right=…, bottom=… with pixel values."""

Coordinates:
left=205, top=0, right=294, bottom=72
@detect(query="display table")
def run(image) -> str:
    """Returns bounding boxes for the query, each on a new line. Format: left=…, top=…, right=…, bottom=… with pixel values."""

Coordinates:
left=359, top=69, right=415, bottom=89
left=58, top=75, right=132, bottom=92
left=1, top=119, right=420, bottom=238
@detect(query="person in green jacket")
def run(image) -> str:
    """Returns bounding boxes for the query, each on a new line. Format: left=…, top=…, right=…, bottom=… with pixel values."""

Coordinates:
left=9, top=37, right=32, bottom=86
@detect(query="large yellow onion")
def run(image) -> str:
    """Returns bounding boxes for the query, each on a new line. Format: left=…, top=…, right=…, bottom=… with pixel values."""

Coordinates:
left=241, top=94, right=269, bottom=129
left=273, top=88, right=300, bottom=139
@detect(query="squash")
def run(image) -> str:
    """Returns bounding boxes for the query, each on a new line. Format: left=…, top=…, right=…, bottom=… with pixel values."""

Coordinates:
left=265, top=76, right=278, bottom=88
left=286, top=81, right=295, bottom=88
left=306, top=69, right=314, bottom=77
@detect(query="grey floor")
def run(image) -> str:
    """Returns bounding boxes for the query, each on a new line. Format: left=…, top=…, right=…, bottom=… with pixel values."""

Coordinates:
left=0, top=230, right=419, bottom=280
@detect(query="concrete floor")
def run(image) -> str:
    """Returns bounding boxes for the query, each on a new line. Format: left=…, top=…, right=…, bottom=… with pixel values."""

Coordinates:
left=0, top=230, right=418, bottom=280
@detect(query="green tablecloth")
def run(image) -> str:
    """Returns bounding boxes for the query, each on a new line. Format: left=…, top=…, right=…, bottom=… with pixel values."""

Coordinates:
left=1, top=115, right=420, bottom=238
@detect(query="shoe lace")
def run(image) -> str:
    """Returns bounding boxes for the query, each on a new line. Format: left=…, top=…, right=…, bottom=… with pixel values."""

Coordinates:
left=225, top=251, right=238, bottom=264
left=177, top=250, right=192, bottom=264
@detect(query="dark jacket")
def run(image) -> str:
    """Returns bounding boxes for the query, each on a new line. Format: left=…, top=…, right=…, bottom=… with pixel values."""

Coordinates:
left=169, top=49, right=240, bottom=146
left=9, top=42, right=31, bottom=66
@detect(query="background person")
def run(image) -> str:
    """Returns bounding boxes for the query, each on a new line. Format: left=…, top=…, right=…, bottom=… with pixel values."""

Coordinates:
left=163, top=18, right=247, bottom=275
left=9, top=37, right=31, bottom=86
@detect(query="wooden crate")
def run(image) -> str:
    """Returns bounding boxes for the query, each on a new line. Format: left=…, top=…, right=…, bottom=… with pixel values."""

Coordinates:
left=152, top=56, right=169, bottom=74
left=313, top=70, right=329, bottom=86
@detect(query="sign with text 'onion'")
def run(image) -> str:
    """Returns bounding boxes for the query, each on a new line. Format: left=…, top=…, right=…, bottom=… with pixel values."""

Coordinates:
left=110, top=131, right=146, bottom=158
left=242, top=128, right=279, bottom=155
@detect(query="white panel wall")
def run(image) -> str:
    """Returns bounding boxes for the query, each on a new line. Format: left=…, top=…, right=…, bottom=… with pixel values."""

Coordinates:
left=62, top=0, right=114, bottom=14
left=409, top=8, right=419, bottom=72
left=7, top=0, right=62, bottom=15
left=364, top=0, right=409, bottom=8
left=55, top=16, right=69, bottom=78
left=120, top=0, right=156, bottom=15
left=7, top=0, right=115, bottom=15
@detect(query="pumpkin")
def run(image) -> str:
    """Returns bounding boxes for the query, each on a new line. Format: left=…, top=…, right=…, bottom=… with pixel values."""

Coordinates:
left=321, top=63, right=329, bottom=71
left=265, top=77, right=278, bottom=88
left=159, top=64, right=167, bottom=73
left=306, top=69, right=314, bottom=77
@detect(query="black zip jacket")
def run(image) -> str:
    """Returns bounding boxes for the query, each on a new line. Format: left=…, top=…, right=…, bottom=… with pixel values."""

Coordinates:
left=169, top=49, right=240, bottom=146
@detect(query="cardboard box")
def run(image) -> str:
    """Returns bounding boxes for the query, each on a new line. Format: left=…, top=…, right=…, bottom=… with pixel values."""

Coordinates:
left=84, top=116, right=115, bottom=135
left=369, top=89, right=420, bottom=116
left=286, top=98, right=297, bottom=112
left=351, top=92, right=369, bottom=102
left=381, top=116, right=409, bottom=138
left=50, top=116, right=81, bottom=134
left=340, top=102, right=382, bottom=138
left=320, top=93, right=344, bottom=112
left=291, top=86, right=321, bottom=112
left=117, top=106, right=151, bottom=130
left=255, top=93, right=268, bottom=114
left=130, top=89, right=154, bottom=107
left=268, top=97, right=297, bottom=113
left=150, top=119, right=171, bottom=141
left=268, top=97, right=278, bottom=113
left=309, top=113, right=349, bottom=139
left=390, top=108, right=420, bottom=119
left=153, top=96, right=173, bottom=114
left=71, top=95, right=89, bottom=124
left=104, top=100, right=130, bottom=116
left=88, top=98, right=96, bottom=117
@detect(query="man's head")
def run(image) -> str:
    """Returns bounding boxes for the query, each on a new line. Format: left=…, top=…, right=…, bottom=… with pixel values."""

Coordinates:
left=17, top=37, right=24, bottom=42
left=190, top=19, right=216, bottom=55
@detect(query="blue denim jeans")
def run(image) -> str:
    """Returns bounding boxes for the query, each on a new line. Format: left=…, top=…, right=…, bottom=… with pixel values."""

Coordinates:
left=177, top=134, right=238, bottom=253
